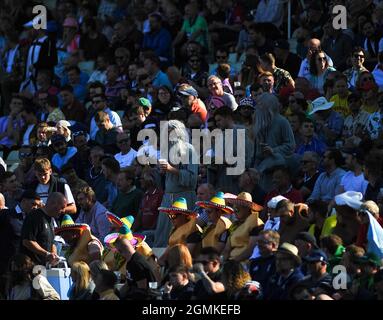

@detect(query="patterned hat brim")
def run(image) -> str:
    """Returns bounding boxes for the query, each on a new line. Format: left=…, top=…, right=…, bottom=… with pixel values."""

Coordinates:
left=225, top=198, right=263, bottom=211
left=55, top=224, right=89, bottom=235
left=104, top=232, right=144, bottom=250
left=106, top=212, right=124, bottom=228
left=159, top=207, right=197, bottom=217
left=195, top=201, right=234, bottom=214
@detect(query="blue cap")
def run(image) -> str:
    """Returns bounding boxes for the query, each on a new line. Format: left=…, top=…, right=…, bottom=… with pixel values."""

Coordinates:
left=238, top=97, right=256, bottom=109
left=179, top=86, right=198, bottom=97
left=304, top=249, right=328, bottom=263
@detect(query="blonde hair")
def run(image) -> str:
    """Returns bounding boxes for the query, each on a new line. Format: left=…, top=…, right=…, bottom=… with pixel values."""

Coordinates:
left=361, top=200, right=379, bottom=219
left=71, top=261, right=91, bottom=294
left=167, top=243, right=193, bottom=270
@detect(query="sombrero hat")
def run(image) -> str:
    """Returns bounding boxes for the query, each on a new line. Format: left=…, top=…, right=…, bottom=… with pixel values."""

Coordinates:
left=106, top=212, right=135, bottom=229
left=55, top=214, right=89, bottom=235
left=158, top=197, right=197, bottom=217
left=224, top=192, right=263, bottom=212
left=196, top=191, right=234, bottom=214
left=104, top=224, right=145, bottom=252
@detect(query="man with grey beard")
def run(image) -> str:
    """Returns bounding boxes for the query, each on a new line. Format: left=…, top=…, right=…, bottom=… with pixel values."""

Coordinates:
left=253, top=93, right=296, bottom=192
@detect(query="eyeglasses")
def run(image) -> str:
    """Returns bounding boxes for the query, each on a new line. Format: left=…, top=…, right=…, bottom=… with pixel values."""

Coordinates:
left=19, top=152, right=33, bottom=158
left=208, top=82, right=221, bottom=88
left=117, top=138, right=129, bottom=144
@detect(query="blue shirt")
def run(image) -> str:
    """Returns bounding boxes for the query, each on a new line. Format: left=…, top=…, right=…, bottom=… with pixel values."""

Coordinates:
left=152, top=70, right=172, bottom=90
left=316, top=110, right=344, bottom=145
left=307, top=167, right=346, bottom=202
left=143, top=27, right=173, bottom=65
left=295, top=136, right=327, bottom=156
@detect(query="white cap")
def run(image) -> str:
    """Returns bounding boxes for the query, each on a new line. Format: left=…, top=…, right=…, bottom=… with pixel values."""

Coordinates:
left=334, top=191, right=363, bottom=210
left=267, top=195, right=288, bottom=209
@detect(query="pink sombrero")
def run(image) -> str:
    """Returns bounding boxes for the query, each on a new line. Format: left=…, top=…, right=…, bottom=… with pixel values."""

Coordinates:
left=159, top=197, right=197, bottom=217
left=196, top=191, right=234, bottom=214
left=104, top=224, right=145, bottom=252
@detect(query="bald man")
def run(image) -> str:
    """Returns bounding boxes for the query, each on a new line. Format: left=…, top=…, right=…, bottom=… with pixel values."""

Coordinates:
left=195, top=183, right=215, bottom=227
left=21, top=192, right=67, bottom=265
left=298, top=38, right=334, bottom=79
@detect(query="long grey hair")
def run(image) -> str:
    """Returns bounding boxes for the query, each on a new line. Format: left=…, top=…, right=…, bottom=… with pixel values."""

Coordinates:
left=160, top=120, right=192, bottom=164
left=253, top=93, right=280, bottom=143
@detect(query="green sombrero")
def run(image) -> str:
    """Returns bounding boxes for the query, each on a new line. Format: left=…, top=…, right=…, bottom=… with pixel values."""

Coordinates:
left=159, top=197, right=197, bottom=217
left=196, top=191, right=234, bottom=214
left=55, top=214, right=89, bottom=235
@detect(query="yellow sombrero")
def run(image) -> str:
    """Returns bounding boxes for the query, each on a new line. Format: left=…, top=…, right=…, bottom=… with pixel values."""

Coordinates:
left=55, top=214, right=89, bottom=235
left=104, top=224, right=145, bottom=252
left=224, top=192, right=263, bottom=212
left=159, top=197, right=197, bottom=217
left=106, top=212, right=135, bottom=229
left=196, top=191, right=234, bottom=214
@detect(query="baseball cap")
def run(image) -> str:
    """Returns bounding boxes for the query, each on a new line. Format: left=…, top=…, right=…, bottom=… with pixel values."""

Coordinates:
left=295, top=232, right=319, bottom=249
left=274, top=39, right=290, bottom=50
left=341, top=147, right=364, bottom=162
left=179, top=86, right=198, bottom=97
left=238, top=97, right=256, bottom=109
left=303, top=249, right=328, bottom=263
left=138, top=97, right=152, bottom=109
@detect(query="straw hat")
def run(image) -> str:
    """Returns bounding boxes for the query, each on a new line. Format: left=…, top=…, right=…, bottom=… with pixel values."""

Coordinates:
left=277, top=242, right=301, bottom=265
left=196, top=191, right=234, bottom=215
left=224, top=192, right=263, bottom=212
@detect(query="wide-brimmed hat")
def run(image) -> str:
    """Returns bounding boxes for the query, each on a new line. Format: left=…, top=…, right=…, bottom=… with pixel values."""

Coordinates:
left=55, top=214, right=89, bottom=235
left=224, top=192, right=263, bottom=212
left=334, top=191, right=363, bottom=210
left=196, top=191, right=234, bottom=215
left=159, top=197, right=197, bottom=217
left=308, top=97, right=334, bottom=115
left=277, top=242, right=302, bottom=265
left=106, top=212, right=135, bottom=229
left=104, top=225, right=145, bottom=252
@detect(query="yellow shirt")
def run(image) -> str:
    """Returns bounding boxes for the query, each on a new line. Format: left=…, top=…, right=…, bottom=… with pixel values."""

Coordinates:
left=202, top=216, right=232, bottom=250
left=330, top=94, right=350, bottom=117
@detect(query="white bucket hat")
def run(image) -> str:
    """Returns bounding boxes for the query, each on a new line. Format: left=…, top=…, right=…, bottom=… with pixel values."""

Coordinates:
left=308, top=97, right=334, bottom=115
left=334, top=191, right=363, bottom=210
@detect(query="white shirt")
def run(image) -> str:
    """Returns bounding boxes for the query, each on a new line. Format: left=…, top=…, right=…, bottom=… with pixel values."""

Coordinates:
left=340, top=171, right=369, bottom=195
left=36, top=183, right=75, bottom=205
left=114, top=148, right=137, bottom=168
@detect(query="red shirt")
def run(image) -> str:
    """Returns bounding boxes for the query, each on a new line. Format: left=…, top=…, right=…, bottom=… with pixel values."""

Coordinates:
left=139, top=187, right=164, bottom=230
left=264, top=186, right=304, bottom=207
left=191, top=99, right=207, bottom=123
left=356, top=216, right=383, bottom=249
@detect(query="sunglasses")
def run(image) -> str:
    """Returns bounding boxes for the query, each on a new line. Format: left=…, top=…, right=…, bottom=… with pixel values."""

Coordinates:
left=317, top=57, right=326, bottom=61
left=19, top=152, right=33, bottom=158
left=354, top=54, right=365, bottom=59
